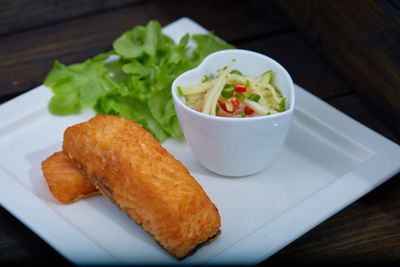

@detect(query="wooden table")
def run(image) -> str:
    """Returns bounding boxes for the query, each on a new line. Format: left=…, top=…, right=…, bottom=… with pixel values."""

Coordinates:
left=0, top=0, right=399, bottom=265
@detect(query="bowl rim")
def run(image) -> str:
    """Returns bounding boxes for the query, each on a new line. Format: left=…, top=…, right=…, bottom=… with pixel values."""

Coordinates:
left=171, top=49, right=295, bottom=122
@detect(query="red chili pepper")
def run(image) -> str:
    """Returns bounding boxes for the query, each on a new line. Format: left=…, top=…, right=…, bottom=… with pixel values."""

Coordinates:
left=231, top=98, right=240, bottom=107
left=219, top=103, right=233, bottom=113
left=244, top=106, right=254, bottom=115
left=234, top=83, right=247, bottom=93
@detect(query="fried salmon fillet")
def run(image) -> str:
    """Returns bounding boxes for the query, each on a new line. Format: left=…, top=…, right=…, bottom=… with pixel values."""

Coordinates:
left=41, top=151, right=99, bottom=204
left=62, top=115, right=221, bottom=259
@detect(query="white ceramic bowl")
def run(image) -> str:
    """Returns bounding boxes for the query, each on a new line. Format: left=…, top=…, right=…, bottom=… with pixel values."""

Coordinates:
left=172, top=49, right=295, bottom=176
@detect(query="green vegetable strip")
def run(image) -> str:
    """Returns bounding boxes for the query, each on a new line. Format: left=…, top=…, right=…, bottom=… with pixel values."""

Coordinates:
left=180, top=66, right=285, bottom=117
left=249, top=93, right=261, bottom=102
left=221, top=84, right=235, bottom=98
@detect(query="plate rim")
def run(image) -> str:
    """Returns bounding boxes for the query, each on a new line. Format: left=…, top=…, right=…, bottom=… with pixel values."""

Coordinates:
left=0, top=17, right=399, bottom=265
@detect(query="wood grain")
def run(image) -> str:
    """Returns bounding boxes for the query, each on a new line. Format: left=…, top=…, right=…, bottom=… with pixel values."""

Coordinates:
left=0, top=0, right=142, bottom=36
left=0, top=0, right=290, bottom=102
left=274, top=0, right=400, bottom=140
left=238, top=32, right=352, bottom=99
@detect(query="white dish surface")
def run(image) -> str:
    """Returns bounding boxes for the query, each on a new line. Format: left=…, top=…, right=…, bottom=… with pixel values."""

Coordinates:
left=0, top=17, right=399, bottom=266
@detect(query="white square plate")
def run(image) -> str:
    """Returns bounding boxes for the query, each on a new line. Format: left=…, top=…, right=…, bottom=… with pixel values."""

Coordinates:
left=1, top=18, right=399, bottom=265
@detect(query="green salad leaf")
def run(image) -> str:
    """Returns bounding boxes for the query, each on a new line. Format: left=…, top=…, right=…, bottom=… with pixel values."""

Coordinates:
left=44, top=20, right=234, bottom=141
left=44, top=59, right=119, bottom=115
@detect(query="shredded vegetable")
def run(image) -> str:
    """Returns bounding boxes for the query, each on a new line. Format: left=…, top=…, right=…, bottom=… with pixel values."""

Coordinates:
left=179, top=60, right=286, bottom=117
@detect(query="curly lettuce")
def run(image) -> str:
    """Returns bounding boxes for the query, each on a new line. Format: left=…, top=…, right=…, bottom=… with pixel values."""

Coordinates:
left=44, top=20, right=234, bottom=141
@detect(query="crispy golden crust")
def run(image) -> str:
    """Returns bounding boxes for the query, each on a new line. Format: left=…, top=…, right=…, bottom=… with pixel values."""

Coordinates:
left=41, top=151, right=99, bottom=204
left=62, top=115, right=221, bottom=259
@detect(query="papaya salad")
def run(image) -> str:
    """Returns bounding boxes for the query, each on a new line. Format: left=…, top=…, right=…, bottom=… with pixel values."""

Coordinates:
left=177, top=60, right=286, bottom=117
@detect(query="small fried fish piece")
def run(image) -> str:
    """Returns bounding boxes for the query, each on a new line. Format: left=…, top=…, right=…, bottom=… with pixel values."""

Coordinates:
left=63, top=115, right=221, bottom=259
left=41, top=151, right=99, bottom=204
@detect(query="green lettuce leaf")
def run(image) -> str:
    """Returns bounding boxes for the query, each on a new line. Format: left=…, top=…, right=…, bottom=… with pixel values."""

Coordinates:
left=191, top=32, right=235, bottom=64
left=44, top=20, right=234, bottom=142
left=148, top=89, right=182, bottom=138
left=95, top=93, right=167, bottom=141
left=44, top=59, right=118, bottom=114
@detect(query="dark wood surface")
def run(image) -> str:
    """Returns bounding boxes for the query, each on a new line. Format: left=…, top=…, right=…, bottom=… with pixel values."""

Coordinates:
left=0, top=0, right=399, bottom=265
left=277, top=0, right=400, bottom=147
